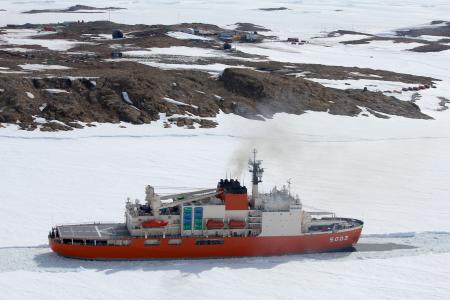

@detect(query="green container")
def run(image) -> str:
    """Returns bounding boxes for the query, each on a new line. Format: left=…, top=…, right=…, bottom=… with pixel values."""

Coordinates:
left=183, top=206, right=193, bottom=231
left=194, top=219, right=203, bottom=230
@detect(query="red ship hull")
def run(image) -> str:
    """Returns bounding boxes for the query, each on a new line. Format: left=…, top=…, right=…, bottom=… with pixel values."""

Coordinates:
left=49, top=227, right=362, bottom=260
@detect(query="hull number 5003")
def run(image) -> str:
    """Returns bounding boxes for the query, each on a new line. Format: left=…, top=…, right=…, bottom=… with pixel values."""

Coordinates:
left=330, top=236, right=348, bottom=243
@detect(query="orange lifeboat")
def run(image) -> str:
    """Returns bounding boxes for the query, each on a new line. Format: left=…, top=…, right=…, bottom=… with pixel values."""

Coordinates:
left=142, top=219, right=168, bottom=228
left=206, top=219, right=224, bottom=229
left=229, top=219, right=246, bottom=229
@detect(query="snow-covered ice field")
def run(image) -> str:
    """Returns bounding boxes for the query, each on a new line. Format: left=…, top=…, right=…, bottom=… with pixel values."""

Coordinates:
left=1, top=0, right=450, bottom=299
left=2, top=114, right=450, bottom=300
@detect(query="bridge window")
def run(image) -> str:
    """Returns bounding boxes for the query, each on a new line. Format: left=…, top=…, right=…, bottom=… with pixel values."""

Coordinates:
left=122, top=240, right=131, bottom=246
left=144, top=239, right=160, bottom=246
left=195, top=239, right=224, bottom=246
left=107, top=240, right=132, bottom=246
left=168, top=239, right=182, bottom=245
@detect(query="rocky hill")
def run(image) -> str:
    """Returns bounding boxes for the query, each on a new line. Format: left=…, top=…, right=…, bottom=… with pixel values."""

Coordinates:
left=0, top=64, right=430, bottom=131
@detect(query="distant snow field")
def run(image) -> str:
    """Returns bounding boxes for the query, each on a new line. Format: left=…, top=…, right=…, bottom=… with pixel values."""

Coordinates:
left=167, top=31, right=213, bottom=41
left=19, top=64, right=71, bottom=71
left=0, top=28, right=94, bottom=51
left=122, top=46, right=223, bottom=58
left=1, top=0, right=450, bottom=299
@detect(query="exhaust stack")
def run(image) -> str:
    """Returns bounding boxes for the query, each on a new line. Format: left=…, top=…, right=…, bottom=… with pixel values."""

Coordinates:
left=249, top=149, right=264, bottom=208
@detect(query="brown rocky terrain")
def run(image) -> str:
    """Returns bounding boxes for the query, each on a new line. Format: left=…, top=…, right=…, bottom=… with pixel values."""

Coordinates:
left=396, top=21, right=450, bottom=37
left=409, top=43, right=450, bottom=53
left=336, top=21, right=450, bottom=53
left=219, top=68, right=429, bottom=119
left=259, top=7, right=289, bottom=11
left=23, top=5, right=126, bottom=14
left=0, top=65, right=431, bottom=131
left=234, top=23, right=270, bottom=32
left=340, top=35, right=450, bottom=53
left=0, top=21, right=437, bottom=131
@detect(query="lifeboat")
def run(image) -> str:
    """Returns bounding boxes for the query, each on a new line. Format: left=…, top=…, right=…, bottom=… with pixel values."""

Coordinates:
left=229, top=219, right=246, bottom=229
left=142, top=219, right=168, bottom=228
left=206, top=219, right=224, bottom=229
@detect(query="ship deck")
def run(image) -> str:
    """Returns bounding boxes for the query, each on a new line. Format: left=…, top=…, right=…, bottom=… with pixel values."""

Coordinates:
left=54, top=218, right=363, bottom=240
left=56, top=223, right=130, bottom=240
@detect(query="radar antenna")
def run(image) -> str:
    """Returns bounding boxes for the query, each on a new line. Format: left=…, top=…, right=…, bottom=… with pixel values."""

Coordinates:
left=287, top=178, right=292, bottom=196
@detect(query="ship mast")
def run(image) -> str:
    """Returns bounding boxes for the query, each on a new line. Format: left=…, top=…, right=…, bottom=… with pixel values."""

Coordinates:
left=249, top=149, right=264, bottom=208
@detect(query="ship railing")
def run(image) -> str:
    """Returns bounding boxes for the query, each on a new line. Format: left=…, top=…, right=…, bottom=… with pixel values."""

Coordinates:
left=248, top=224, right=262, bottom=229
left=248, top=220, right=262, bottom=224
left=262, top=209, right=290, bottom=212
left=248, top=211, right=262, bottom=217
left=53, top=221, right=123, bottom=227
left=307, top=212, right=335, bottom=218
left=290, top=204, right=302, bottom=209
left=137, top=230, right=263, bottom=239
left=329, top=217, right=363, bottom=227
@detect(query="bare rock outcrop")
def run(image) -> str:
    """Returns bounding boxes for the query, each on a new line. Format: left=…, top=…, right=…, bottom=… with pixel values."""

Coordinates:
left=219, top=68, right=430, bottom=119
left=0, top=65, right=431, bottom=131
